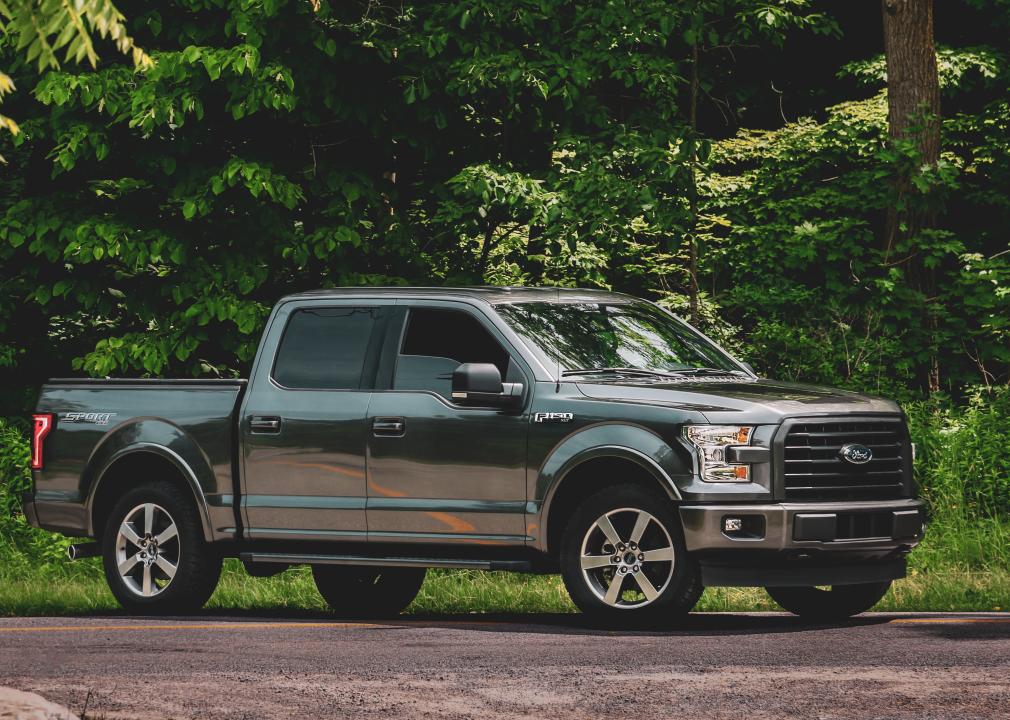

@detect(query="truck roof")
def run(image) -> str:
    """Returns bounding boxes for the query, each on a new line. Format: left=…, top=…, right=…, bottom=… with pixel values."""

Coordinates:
left=283, top=286, right=635, bottom=305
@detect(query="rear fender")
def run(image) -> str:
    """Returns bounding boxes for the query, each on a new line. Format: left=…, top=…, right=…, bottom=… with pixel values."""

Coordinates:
left=82, top=418, right=215, bottom=541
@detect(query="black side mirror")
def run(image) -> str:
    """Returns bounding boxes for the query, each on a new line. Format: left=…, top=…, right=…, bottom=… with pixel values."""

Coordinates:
left=741, top=361, right=757, bottom=376
left=451, top=363, right=523, bottom=408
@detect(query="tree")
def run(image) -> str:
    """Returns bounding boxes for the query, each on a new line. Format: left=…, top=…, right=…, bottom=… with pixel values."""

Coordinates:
left=0, top=0, right=149, bottom=141
left=1, top=0, right=1009, bottom=414
left=880, top=0, right=942, bottom=391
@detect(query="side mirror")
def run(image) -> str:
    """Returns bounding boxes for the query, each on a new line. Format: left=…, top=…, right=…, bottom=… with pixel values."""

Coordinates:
left=741, top=361, right=757, bottom=376
left=451, top=363, right=523, bottom=409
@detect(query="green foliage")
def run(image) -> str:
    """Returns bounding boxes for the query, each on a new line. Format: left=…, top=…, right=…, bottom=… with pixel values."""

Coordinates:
left=0, top=0, right=151, bottom=146
left=906, top=387, right=1010, bottom=516
left=0, top=0, right=149, bottom=72
left=0, top=419, right=72, bottom=569
left=0, top=418, right=28, bottom=518
left=0, top=0, right=1008, bottom=404
left=702, top=82, right=1009, bottom=397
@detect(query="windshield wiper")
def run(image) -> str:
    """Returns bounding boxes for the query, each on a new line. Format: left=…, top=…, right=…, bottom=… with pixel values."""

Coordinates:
left=561, top=367, right=673, bottom=378
left=667, top=367, right=746, bottom=376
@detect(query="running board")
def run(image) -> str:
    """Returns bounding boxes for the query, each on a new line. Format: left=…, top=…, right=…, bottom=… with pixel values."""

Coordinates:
left=240, top=552, right=532, bottom=572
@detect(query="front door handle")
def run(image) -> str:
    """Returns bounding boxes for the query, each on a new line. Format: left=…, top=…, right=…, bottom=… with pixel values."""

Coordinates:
left=249, top=416, right=282, bottom=434
left=372, top=417, right=405, bottom=437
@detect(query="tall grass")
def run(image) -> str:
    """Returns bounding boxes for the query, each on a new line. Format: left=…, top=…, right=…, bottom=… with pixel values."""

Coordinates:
left=2, top=389, right=1009, bottom=616
left=906, top=386, right=1010, bottom=516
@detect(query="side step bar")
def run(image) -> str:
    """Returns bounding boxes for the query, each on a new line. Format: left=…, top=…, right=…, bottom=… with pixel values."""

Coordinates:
left=239, top=552, right=532, bottom=572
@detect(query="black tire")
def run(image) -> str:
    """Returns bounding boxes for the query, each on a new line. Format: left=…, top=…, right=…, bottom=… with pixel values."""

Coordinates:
left=559, top=484, right=701, bottom=627
left=766, top=581, right=892, bottom=620
left=313, top=565, right=426, bottom=618
left=101, top=481, right=222, bottom=615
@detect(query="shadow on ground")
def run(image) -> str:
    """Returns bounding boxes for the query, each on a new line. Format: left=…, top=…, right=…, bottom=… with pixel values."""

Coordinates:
left=44, top=607, right=906, bottom=637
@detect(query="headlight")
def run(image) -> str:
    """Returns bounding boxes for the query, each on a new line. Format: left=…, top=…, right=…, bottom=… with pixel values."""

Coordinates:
left=684, top=425, right=753, bottom=482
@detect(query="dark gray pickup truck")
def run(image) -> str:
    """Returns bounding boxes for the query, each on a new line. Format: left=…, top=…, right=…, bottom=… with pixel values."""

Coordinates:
left=26, top=287, right=925, bottom=623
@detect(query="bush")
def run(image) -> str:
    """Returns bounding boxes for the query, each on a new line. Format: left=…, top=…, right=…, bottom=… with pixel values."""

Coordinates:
left=0, top=418, right=74, bottom=572
left=0, top=418, right=29, bottom=520
left=905, top=386, right=1010, bottom=517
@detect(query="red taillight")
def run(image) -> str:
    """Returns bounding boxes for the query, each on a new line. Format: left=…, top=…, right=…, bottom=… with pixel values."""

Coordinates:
left=31, top=414, right=54, bottom=470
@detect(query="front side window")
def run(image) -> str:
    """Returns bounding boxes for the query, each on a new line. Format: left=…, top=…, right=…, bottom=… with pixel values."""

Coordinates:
left=394, top=308, right=512, bottom=399
left=495, top=301, right=740, bottom=377
left=273, top=307, right=378, bottom=389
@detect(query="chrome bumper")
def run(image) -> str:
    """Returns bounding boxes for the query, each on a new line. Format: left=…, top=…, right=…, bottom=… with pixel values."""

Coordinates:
left=679, top=498, right=926, bottom=553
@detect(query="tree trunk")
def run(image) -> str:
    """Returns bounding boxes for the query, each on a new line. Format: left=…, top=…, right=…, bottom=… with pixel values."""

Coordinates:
left=881, top=0, right=940, bottom=166
left=881, top=0, right=941, bottom=392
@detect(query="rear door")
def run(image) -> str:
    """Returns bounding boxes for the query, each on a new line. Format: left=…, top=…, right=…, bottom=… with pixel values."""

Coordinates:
left=240, top=298, right=392, bottom=541
left=365, top=301, right=532, bottom=546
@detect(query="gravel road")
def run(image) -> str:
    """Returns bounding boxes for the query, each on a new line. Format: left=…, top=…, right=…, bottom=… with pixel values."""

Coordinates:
left=2, top=612, right=1009, bottom=719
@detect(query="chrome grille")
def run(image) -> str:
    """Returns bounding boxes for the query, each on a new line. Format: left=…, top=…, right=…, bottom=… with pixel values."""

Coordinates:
left=780, top=420, right=907, bottom=500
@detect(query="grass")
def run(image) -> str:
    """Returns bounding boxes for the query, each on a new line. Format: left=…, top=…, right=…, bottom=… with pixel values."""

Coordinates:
left=1, top=512, right=1007, bottom=617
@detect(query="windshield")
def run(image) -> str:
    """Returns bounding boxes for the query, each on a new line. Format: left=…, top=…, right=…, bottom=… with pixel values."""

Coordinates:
left=495, top=301, right=742, bottom=378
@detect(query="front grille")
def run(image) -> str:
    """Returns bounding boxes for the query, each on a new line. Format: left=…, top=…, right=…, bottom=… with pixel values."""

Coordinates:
left=780, top=419, right=907, bottom=500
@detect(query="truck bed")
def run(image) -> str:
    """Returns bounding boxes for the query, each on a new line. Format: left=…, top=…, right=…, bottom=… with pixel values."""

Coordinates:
left=30, top=378, right=247, bottom=540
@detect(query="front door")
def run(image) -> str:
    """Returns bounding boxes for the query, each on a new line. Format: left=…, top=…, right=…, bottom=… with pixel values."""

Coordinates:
left=365, top=303, right=531, bottom=546
left=240, top=301, right=390, bottom=541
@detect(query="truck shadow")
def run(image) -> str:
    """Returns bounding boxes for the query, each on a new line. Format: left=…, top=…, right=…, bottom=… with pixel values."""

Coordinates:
left=86, top=608, right=896, bottom=637
left=883, top=618, right=1010, bottom=641
left=387, top=612, right=895, bottom=636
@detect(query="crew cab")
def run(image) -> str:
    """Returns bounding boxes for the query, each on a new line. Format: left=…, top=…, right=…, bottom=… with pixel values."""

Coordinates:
left=25, top=287, right=925, bottom=623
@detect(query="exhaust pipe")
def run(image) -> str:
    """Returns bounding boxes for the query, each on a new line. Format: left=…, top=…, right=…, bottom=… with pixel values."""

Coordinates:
left=67, top=543, right=101, bottom=561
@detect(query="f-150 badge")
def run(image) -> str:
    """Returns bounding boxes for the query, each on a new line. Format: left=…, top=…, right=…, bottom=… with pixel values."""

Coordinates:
left=534, top=412, right=573, bottom=423
left=62, top=412, right=117, bottom=425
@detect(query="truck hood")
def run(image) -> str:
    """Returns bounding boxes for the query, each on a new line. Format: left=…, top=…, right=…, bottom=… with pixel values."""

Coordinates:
left=574, top=376, right=902, bottom=425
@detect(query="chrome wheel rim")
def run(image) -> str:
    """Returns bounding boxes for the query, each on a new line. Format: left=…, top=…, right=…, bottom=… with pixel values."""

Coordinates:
left=115, top=503, right=180, bottom=598
left=580, top=507, right=675, bottom=610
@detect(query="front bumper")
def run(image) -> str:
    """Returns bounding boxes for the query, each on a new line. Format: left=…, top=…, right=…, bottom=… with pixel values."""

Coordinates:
left=679, top=498, right=926, bottom=587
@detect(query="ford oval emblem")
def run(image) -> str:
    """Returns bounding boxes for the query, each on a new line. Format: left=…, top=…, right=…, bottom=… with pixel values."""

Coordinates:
left=839, top=443, right=873, bottom=465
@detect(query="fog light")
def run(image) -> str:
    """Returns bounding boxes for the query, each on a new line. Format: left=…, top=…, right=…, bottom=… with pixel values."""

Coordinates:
left=723, top=517, right=743, bottom=532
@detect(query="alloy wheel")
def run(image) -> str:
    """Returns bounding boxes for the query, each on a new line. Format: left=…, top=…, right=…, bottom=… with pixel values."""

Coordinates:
left=579, top=507, right=675, bottom=609
left=115, top=502, right=180, bottom=597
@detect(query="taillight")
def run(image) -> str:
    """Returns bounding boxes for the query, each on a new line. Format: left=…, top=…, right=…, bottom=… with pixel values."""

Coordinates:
left=31, top=414, right=54, bottom=470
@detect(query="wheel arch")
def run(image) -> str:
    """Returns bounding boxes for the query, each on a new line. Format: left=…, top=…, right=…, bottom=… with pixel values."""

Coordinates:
left=83, top=421, right=216, bottom=541
left=535, top=424, right=691, bottom=556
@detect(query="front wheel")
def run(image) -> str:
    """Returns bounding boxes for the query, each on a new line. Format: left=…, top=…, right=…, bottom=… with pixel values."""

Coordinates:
left=560, top=484, right=701, bottom=626
left=313, top=565, right=426, bottom=618
left=766, top=581, right=892, bottom=620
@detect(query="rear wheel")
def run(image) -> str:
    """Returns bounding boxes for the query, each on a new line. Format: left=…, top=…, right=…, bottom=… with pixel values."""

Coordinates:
left=313, top=565, right=426, bottom=618
left=101, top=482, right=222, bottom=614
left=766, top=581, right=892, bottom=620
left=559, top=484, right=701, bottom=626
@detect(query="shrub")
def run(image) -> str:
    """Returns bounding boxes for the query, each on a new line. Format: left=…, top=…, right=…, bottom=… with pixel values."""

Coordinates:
left=0, top=418, right=74, bottom=571
left=905, top=386, right=1010, bottom=517
left=0, top=419, right=30, bottom=522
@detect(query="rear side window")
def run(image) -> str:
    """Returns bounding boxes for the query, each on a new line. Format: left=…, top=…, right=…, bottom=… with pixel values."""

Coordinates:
left=273, top=307, right=378, bottom=389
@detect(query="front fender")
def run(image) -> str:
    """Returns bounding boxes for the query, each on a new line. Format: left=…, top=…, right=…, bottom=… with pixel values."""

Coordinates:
left=534, top=423, right=692, bottom=551
left=82, top=418, right=216, bottom=541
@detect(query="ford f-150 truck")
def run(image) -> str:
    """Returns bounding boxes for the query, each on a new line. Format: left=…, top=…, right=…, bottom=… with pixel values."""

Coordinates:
left=25, top=287, right=925, bottom=623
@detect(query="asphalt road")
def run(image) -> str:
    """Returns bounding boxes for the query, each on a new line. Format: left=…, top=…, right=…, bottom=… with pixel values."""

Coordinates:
left=2, top=612, right=1009, bottom=719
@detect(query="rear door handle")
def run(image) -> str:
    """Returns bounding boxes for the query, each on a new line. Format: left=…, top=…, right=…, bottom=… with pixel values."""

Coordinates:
left=372, top=417, right=405, bottom=437
left=249, top=416, right=281, bottom=434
